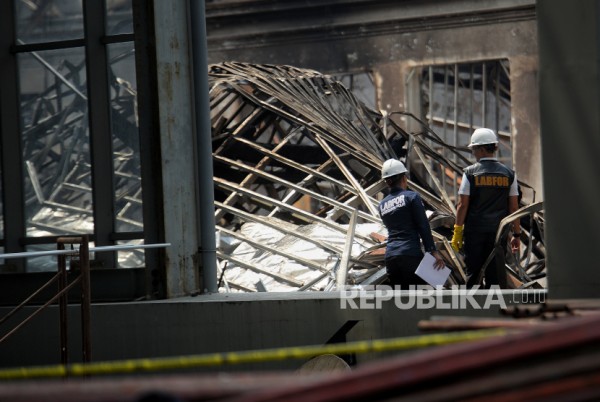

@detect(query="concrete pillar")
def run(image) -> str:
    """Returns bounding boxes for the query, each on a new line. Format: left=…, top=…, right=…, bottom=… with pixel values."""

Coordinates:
left=538, top=0, right=600, bottom=298
left=374, top=62, right=405, bottom=116
left=510, top=55, right=542, bottom=204
left=374, top=62, right=426, bottom=175
left=153, top=0, right=200, bottom=297
left=374, top=62, right=422, bottom=137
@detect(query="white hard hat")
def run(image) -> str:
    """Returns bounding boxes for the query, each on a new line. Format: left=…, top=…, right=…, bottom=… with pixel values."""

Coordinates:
left=468, top=128, right=498, bottom=148
left=381, top=159, right=407, bottom=179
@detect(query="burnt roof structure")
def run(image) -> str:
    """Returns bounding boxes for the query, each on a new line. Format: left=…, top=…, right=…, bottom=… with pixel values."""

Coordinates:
left=209, top=62, right=545, bottom=292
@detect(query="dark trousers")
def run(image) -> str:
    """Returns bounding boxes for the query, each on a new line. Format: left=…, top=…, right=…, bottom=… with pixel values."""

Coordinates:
left=464, top=231, right=506, bottom=288
left=385, top=254, right=428, bottom=289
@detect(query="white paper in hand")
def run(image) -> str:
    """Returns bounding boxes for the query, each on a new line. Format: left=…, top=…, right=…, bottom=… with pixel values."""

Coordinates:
left=415, top=252, right=451, bottom=287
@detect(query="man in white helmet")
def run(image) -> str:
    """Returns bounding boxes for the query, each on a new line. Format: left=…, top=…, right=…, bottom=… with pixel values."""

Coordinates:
left=450, top=128, right=521, bottom=288
left=379, top=158, right=445, bottom=288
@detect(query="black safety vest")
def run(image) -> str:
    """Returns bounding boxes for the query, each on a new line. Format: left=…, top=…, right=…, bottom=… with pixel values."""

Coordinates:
left=464, top=160, right=515, bottom=233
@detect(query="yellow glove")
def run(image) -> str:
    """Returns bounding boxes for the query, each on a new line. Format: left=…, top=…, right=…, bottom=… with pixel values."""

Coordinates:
left=451, top=225, right=464, bottom=252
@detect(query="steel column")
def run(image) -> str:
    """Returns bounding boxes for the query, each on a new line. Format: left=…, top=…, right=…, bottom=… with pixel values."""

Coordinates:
left=83, top=0, right=117, bottom=267
left=0, top=1, right=26, bottom=270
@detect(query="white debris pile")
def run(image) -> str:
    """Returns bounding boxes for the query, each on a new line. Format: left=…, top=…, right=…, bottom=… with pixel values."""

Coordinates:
left=218, top=218, right=387, bottom=292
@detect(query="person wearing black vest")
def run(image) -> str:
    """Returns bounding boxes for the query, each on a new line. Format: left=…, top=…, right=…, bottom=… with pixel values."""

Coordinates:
left=379, top=159, right=445, bottom=288
left=450, top=128, right=521, bottom=288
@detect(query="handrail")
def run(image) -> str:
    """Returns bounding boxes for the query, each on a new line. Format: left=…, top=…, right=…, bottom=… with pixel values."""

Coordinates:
left=0, top=272, right=62, bottom=326
left=0, top=274, right=81, bottom=344
left=0, top=239, right=171, bottom=368
left=0, top=242, right=171, bottom=260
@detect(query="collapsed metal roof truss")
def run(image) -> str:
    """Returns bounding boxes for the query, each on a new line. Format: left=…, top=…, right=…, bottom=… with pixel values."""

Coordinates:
left=209, top=62, right=546, bottom=293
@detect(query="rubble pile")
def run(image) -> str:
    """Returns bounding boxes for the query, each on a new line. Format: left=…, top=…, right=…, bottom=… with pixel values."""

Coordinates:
left=209, top=62, right=545, bottom=292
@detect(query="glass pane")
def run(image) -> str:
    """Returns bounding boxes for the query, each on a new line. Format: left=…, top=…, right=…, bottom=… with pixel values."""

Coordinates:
left=108, top=42, right=144, bottom=235
left=26, top=241, right=96, bottom=273
left=15, top=0, right=84, bottom=44
left=18, top=48, right=94, bottom=240
left=117, top=240, right=145, bottom=268
left=26, top=244, right=58, bottom=272
left=106, top=0, right=133, bottom=35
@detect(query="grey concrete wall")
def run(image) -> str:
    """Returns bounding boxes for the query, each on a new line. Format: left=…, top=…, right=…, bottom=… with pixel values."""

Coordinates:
left=0, top=291, right=544, bottom=371
left=373, top=19, right=541, bottom=203
left=538, top=0, right=600, bottom=298
left=206, top=0, right=542, bottom=201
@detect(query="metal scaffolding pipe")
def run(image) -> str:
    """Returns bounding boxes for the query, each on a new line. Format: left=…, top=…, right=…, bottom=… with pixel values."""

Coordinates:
left=0, top=243, right=171, bottom=260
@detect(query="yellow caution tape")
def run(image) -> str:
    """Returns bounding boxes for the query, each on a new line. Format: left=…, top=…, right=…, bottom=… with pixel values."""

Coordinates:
left=0, top=328, right=506, bottom=380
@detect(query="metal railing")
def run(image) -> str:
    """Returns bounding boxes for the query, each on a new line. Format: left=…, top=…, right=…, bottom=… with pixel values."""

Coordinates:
left=0, top=238, right=170, bottom=366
